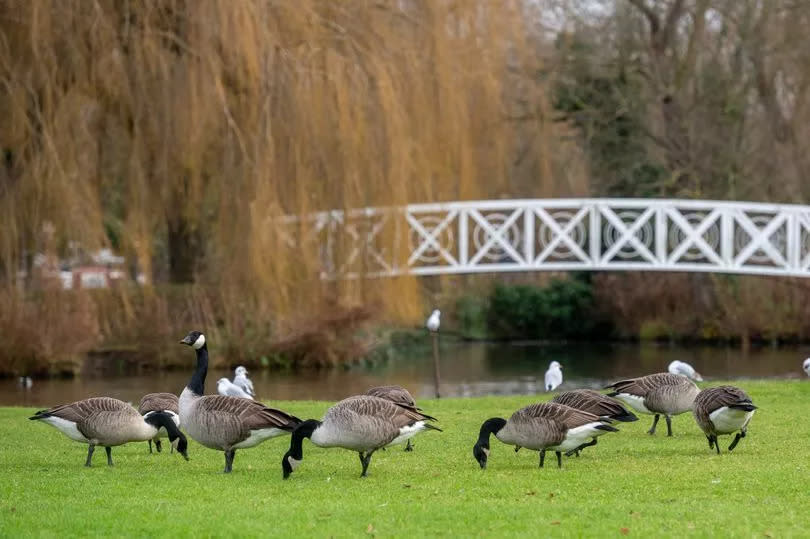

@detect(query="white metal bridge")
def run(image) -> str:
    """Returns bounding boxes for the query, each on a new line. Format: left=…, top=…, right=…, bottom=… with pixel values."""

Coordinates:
left=277, top=198, right=810, bottom=279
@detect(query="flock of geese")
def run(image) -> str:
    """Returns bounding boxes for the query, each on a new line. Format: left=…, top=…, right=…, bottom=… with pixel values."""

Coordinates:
left=30, top=329, right=759, bottom=477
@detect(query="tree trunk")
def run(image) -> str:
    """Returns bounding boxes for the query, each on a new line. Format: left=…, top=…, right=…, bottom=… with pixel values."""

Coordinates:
left=167, top=216, right=198, bottom=283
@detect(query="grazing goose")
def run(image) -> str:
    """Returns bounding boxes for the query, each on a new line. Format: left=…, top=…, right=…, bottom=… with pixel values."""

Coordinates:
left=138, top=392, right=180, bottom=454
left=551, top=389, right=638, bottom=455
left=605, top=373, right=699, bottom=437
left=281, top=395, right=441, bottom=479
left=426, top=309, right=441, bottom=332
left=365, top=385, right=420, bottom=451
left=472, top=402, right=618, bottom=470
left=179, top=330, right=301, bottom=473
left=668, top=360, right=703, bottom=382
left=544, top=361, right=563, bottom=391
left=693, top=386, right=757, bottom=454
left=803, top=358, right=810, bottom=377
left=217, top=378, right=254, bottom=400
left=233, top=366, right=255, bottom=397
left=29, top=397, right=188, bottom=466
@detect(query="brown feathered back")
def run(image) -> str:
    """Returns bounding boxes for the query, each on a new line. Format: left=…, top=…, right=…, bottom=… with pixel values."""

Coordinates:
left=138, top=393, right=179, bottom=415
left=365, top=385, right=417, bottom=409
left=552, top=389, right=637, bottom=421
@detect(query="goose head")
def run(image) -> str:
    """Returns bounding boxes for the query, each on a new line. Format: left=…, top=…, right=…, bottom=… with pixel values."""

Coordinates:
left=472, top=417, right=507, bottom=469
left=180, top=330, right=206, bottom=349
left=171, top=435, right=189, bottom=461
left=282, top=419, right=321, bottom=479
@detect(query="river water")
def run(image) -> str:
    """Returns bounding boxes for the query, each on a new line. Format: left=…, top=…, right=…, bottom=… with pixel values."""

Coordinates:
left=2, top=341, right=807, bottom=407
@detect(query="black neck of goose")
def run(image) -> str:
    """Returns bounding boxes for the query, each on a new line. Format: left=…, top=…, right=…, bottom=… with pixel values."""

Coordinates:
left=282, top=419, right=321, bottom=479
left=144, top=412, right=181, bottom=441
left=187, top=343, right=208, bottom=396
left=477, top=417, right=507, bottom=448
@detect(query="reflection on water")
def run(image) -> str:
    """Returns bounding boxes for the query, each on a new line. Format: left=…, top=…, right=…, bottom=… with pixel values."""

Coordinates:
left=2, top=341, right=808, bottom=407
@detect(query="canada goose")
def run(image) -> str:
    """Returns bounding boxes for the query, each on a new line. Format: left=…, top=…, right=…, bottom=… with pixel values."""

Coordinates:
left=281, top=395, right=441, bottom=479
left=29, top=397, right=188, bottom=466
left=544, top=361, right=563, bottom=391
left=179, top=330, right=300, bottom=473
left=426, top=309, right=441, bottom=332
left=668, top=360, right=703, bottom=381
left=138, top=392, right=180, bottom=454
left=551, top=389, right=637, bottom=455
left=605, top=373, right=699, bottom=436
left=233, top=366, right=255, bottom=397
left=693, top=386, right=757, bottom=454
left=803, top=358, right=810, bottom=377
left=365, top=385, right=420, bottom=451
left=217, top=378, right=254, bottom=400
left=472, top=402, right=618, bottom=470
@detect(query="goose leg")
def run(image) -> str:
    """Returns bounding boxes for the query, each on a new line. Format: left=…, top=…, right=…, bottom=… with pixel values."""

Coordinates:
left=706, top=436, right=713, bottom=450
left=713, top=435, right=720, bottom=455
left=148, top=440, right=153, bottom=454
left=647, top=414, right=660, bottom=435
left=105, top=446, right=113, bottom=466
left=665, top=415, right=673, bottom=437
left=155, top=440, right=162, bottom=453
left=555, top=451, right=562, bottom=469
left=515, top=446, right=521, bottom=453
left=539, top=450, right=545, bottom=468
left=85, top=444, right=96, bottom=467
left=360, top=450, right=376, bottom=477
left=404, top=440, right=413, bottom=452
left=566, top=438, right=597, bottom=457
left=728, top=432, right=743, bottom=452
left=224, top=449, right=236, bottom=473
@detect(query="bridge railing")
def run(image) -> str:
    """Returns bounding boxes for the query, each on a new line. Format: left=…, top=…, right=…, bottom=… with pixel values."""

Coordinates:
left=276, top=198, right=810, bottom=279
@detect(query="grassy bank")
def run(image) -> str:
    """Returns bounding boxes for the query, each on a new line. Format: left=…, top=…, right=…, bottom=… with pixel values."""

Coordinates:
left=2, top=380, right=807, bottom=537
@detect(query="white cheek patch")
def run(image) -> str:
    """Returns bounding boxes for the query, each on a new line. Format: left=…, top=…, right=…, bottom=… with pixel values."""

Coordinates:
left=193, top=334, right=206, bottom=349
left=288, top=456, right=301, bottom=471
left=482, top=448, right=490, bottom=457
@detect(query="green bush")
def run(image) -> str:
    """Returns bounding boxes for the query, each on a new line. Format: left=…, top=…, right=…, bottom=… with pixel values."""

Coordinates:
left=456, top=295, right=490, bottom=340
left=487, top=277, right=607, bottom=340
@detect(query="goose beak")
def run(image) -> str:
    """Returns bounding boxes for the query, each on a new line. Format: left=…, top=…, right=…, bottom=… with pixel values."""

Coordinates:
left=180, top=336, right=193, bottom=345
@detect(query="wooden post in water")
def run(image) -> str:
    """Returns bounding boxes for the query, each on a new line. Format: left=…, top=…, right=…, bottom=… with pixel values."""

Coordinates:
left=431, top=331, right=441, bottom=399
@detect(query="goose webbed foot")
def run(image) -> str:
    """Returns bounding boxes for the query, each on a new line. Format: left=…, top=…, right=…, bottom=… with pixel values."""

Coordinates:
left=728, top=432, right=743, bottom=452
left=665, top=415, right=673, bottom=437
left=647, top=414, right=660, bottom=435
left=224, top=449, right=236, bottom=473
left=555, top=451, right=562, bottom=468
left=85, top=444, right=95, bottom=467
left=539, top=450, right=545, bottom=468
left=404, top=440, right=413, bottom=452
left=105, top=446, right=113, bottom=466
left=155, top=440, right=162, bottom=453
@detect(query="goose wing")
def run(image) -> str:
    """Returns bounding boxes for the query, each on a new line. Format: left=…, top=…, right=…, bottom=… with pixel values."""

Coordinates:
left=138, top=393, right=179, bottom=414
left=336, top=396, right=434, bottom=428
left=695, top=386, right=754, bottom=415
left=364, top=386, right=417, bottom=408
left=606, top=373, right=681, bottom=397
left=197, top=396, right=301, bottom=432
left=552, top=389, right=635, bottom=420
left=512, top=402, right=601, bottom=429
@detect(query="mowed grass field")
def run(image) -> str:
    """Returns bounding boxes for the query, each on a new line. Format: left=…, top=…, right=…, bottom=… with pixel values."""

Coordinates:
left=1, top=380, right=808, bottom=538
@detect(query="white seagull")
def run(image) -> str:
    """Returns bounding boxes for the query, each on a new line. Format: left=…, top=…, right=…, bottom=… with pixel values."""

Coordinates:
left=233, top=366, right=255, bottom=397
left=544, top=361, right=563, bottom=392
left=668, top=360, right=703, bottom=382
left=803, top=358, right=810, bottom=377
left=217, top=378, right=254, bottom=400
left=426, top=309, right=441, bottom=332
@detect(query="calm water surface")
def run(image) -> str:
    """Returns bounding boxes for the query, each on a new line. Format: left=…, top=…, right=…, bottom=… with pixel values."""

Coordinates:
left=2, top=342, right=807, bottom=407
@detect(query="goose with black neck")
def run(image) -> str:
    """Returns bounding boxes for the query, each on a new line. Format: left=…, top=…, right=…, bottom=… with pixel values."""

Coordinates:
left=179, top=330, right=301, bottom=473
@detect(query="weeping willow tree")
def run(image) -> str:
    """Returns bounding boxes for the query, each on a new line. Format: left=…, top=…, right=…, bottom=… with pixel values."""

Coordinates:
left=0, top=0, right=584, bottom=370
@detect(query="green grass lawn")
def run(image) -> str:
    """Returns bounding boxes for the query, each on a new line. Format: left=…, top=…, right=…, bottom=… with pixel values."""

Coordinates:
left=1, top=380, right=808, bottom=538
